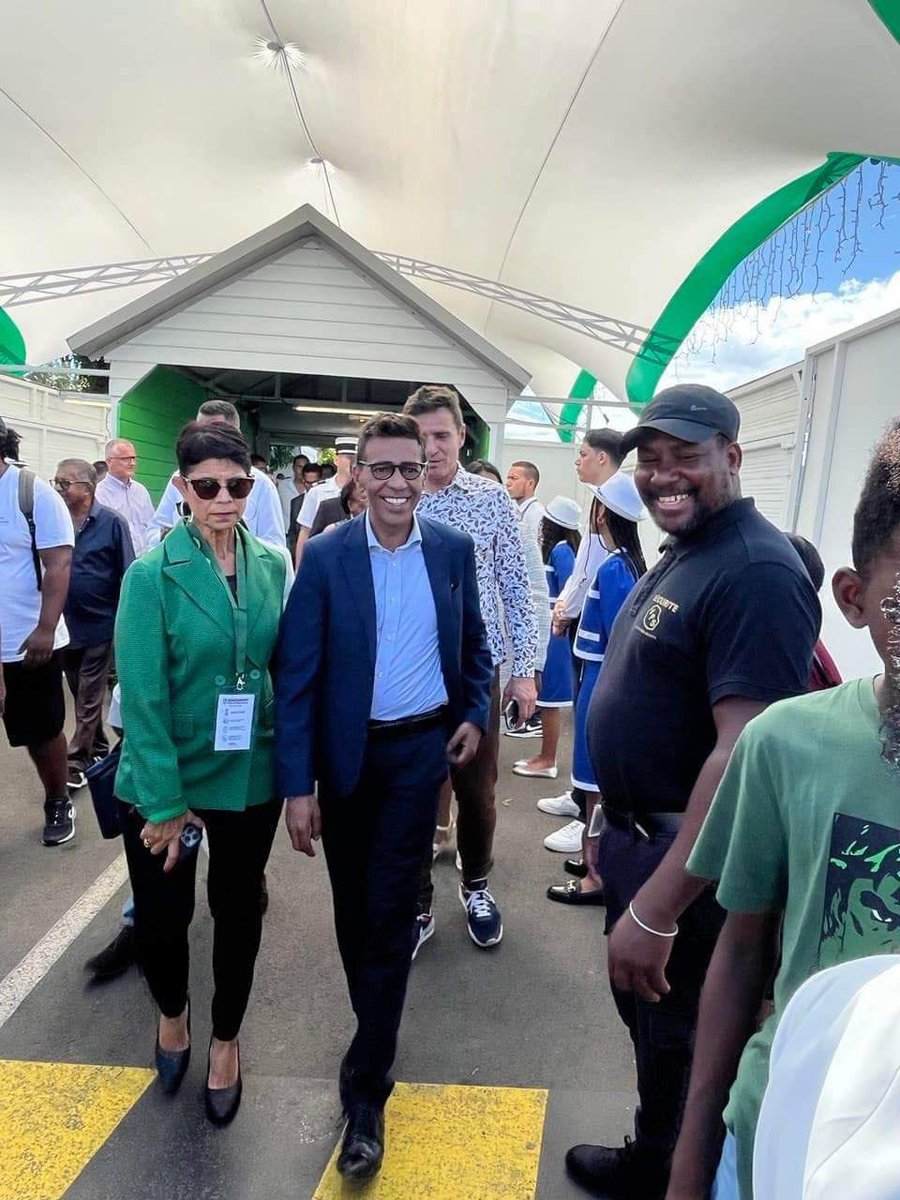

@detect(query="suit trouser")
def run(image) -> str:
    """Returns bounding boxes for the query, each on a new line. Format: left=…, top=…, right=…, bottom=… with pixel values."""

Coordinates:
left=62, top=642, right=112, bottom=771
left=417, top=673, right=500, bottom=910
left=121, top=797, right=282, bottom=1041
left=320, top=723, right=447, bottom=1109
left=597, top=820, right=725, bottom=1159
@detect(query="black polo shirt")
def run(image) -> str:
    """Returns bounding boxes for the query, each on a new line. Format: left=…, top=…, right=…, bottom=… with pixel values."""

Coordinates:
left=65, top=502, right=135, bottom=648
left=587, top=498, right=820, bottom=814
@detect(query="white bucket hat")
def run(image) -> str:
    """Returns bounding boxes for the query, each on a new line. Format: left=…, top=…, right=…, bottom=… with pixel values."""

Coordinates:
left=545, top=495, right=582, bottom=530
left=588, top=472, right=645, bottom=522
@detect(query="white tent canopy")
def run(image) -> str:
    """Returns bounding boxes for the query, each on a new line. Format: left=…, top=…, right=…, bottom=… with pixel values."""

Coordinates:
left=2, top=1, right=899, bottom=402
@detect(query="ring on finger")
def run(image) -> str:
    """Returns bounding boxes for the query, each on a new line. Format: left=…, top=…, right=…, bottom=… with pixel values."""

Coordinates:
left=142, top=837, right=152, bottom=849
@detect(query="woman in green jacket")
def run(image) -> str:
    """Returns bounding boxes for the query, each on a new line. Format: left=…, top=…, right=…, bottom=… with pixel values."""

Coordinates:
left=115, top=420, right=287, bottom=1125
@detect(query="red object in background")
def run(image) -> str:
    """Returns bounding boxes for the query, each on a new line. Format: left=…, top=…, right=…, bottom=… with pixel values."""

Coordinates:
left=809, top=640, right=842, bottom=692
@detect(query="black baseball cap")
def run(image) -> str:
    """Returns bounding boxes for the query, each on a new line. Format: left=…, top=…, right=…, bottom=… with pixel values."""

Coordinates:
left=620, top=384, right=740, bottom=456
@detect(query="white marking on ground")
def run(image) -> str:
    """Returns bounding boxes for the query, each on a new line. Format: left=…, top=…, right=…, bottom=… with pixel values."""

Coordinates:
left=0, top=852, right=128, bottom=1029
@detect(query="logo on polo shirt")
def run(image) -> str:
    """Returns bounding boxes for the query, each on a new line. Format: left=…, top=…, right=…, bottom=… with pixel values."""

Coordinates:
left=639, top=593, right=680, bottom=639
left=643, top=604, right=662, bottom=633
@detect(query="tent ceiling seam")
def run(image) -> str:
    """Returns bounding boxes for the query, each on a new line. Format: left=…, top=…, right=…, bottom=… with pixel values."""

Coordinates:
left=258, top=0, right=341, bottom=227
left=0, top=85, right=152, bottom=253
left=484, top=0, right=628, bottom=331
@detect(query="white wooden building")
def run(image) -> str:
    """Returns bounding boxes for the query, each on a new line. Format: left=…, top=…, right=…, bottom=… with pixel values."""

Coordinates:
left=0, top=372, right=108, bottom=480
left=68, top=205, right=529, bottom=498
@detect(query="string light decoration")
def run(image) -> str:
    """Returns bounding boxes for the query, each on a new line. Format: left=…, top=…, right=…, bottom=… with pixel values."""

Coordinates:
left=679, top=158, right=900, bottom=364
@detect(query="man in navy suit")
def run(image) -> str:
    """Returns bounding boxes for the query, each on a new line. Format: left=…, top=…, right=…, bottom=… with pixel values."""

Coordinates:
left=275, top=412, right=492, bottom=1182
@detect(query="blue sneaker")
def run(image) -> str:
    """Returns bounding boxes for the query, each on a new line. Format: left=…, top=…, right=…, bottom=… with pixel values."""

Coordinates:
left=459, top=883, right=503, bottom=948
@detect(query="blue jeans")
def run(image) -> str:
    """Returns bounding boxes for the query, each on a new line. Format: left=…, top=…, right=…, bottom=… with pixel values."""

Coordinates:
left=712, top=1132, right=739, bottom=1200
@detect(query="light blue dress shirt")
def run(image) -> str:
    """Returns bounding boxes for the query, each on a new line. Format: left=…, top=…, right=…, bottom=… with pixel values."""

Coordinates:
left=366, top=513, right=448, bottom=721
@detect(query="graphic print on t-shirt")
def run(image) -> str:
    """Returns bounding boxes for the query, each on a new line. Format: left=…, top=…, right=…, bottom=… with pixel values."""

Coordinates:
left=819, top=813, right=900, bottom=969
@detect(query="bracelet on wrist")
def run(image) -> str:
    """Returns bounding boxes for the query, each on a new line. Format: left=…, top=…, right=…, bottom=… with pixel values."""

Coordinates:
left=628, top=899, right=678, bottom=939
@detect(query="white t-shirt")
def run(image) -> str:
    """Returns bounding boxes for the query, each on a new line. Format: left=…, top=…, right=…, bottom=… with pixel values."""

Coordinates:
left=297, top=478, right=340, bottom=530
left=0, top=464, right=75, bottom=662
left=277, top=477, right=300, bottom=531
left=518, top=496, right=546, bottom=543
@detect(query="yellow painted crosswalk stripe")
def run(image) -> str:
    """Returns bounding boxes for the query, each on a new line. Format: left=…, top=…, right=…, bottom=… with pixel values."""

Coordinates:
left=314, top=1082, right=549, bottom=1199
left=0, top=1059, right=154, bottom=1200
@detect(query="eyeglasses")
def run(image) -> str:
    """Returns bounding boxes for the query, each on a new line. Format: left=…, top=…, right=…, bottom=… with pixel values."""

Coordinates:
left=182, top=475, right=255, bottom=500
left=358, top=461, right=428, bottom=481
left=109, top=455, right=137, bottom=463
left=51, top=477, right=88, bottom=491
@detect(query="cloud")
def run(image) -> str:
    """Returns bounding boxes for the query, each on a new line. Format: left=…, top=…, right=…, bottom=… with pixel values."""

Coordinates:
left=662, top=269, right=900, bottom=393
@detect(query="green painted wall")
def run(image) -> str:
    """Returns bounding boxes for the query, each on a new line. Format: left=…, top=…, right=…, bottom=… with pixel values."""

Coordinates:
left=117, top=366, right=207, bottom=501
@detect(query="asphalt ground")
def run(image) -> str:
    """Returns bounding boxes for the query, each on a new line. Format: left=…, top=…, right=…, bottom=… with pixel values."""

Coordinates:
left=0, top=705, right=636, bottom=1200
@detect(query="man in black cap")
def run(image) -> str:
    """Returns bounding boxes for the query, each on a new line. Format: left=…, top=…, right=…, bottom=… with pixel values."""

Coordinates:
left=564, top=385, right=821, bottom=1198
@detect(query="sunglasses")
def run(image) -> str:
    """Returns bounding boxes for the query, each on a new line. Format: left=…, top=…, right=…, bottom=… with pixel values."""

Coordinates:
left=359, top=461, right=428, bottom=481
left=183, top=475, right=255, bottom=501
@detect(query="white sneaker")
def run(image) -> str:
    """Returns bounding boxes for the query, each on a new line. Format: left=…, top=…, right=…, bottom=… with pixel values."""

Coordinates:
left=543, top=819, right=585, bottom=853
left=537, top=790, right=580, bottom=818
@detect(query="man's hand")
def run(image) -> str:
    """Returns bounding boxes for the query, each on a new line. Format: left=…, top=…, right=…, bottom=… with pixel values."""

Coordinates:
left=446, top=721, right=481, bottom=768
left=502, top=675, right=537, bottom=725
left=607, top=901, right=675, bottom=1003
left=18, top=625, right=55, bottom=668
left=140, top=810, right=202, bottom=874
left=285, top=794, right=321, bottom=856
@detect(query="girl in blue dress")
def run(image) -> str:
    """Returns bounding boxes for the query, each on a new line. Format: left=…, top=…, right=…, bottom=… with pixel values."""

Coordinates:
left=514, top=496, right=582, bottom=780
left=548, top=472, right=646, bottom=905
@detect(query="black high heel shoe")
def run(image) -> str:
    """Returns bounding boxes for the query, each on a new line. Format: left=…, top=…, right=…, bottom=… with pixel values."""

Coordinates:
left=155, top=999, right=191, bottom=1094
left=205, top=1036, right=242, bottom=1126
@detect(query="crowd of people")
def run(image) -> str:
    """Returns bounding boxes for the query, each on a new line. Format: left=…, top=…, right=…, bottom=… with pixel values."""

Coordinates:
left=1, top=376, right=898, bottom=1197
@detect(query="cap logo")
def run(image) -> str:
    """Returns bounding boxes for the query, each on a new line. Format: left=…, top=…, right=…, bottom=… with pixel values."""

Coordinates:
left=689, top=405, right=708, bottom=412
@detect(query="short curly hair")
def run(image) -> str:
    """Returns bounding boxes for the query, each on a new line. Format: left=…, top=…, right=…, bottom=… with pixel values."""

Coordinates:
left=852, top=419, right=900, bottom=577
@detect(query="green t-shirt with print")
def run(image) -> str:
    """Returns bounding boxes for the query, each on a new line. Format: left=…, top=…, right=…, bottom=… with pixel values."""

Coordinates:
left=689, top=677, right=900, bottom=1200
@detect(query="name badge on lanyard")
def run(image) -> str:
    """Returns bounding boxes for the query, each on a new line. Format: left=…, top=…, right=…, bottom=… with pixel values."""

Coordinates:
left=215, top=692, right=256, bottom=751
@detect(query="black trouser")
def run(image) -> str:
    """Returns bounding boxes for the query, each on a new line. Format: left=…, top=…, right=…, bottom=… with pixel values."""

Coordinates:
left=320, top=722, right=447, bottom=1110
left=121, top=797, right=282, bottom=1041
left=596, top=820, right=725, bottom=1159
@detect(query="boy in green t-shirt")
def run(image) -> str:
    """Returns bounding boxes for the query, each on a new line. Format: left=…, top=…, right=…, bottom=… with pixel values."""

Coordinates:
left=666, top=421, right=900, bottom=1200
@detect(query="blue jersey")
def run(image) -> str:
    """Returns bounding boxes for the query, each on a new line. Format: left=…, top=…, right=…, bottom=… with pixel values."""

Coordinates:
left=544, top=541, right=576, bottom=606
left=573, top=549, right=639, bottom=663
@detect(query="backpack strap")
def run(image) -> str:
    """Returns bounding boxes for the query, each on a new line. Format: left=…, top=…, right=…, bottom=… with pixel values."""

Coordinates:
left=17, top=467, right=42, bottom=591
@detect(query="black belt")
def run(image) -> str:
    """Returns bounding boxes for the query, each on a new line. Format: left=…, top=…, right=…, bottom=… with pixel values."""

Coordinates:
left=601, top=805, right=684, bottom=840
left=368, top=705, right=447, bottom=740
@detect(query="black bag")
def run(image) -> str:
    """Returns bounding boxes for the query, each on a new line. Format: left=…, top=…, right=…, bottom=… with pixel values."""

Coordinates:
left=85, top=745, right=123, bottom=839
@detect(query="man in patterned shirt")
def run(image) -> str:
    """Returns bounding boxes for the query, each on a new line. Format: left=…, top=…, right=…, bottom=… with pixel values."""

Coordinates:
left=404, top=385, right=538, bottom=949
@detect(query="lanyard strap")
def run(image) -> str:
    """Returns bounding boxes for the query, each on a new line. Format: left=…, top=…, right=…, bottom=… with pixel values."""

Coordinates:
left=188, top=525, right=250, bottom=687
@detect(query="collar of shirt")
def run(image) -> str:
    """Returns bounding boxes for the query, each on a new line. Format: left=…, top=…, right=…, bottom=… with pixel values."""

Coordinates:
left=669, top=497, right=756, bottom=554
left=365, top=511, right=423, bottom=553
left=102, top=474, right=132, bottom=492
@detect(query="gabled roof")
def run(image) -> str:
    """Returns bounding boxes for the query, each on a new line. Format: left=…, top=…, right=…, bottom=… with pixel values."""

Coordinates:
left=68, top=204, right=530, bottom=392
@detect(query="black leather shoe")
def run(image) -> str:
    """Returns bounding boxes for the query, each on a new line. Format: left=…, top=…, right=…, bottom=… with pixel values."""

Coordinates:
left=155, top=1000, right=191, bottom=1094
left=547, top=879, right=606, bottom=906
left=564, top=857, right=589, bottom=878
left=85, top=925, right=136, bottom=981
left=565, top=1137, right=668, bottom=1198
left=205, top=1038, right=242, bottom=1126
left=337, top=1104, right=385, bottom=1181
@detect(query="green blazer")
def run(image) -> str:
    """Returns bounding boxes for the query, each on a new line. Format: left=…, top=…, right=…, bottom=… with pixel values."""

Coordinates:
left=114, top=522, right=287, bottom=822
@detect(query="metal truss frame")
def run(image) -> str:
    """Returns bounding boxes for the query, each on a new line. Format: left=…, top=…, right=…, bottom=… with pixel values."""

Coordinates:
left=0, top=252, right=678, bottom=363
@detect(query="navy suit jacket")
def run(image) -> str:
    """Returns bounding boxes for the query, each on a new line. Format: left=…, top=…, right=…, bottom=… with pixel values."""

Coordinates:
left=274, top=514, right=493, bottom=799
